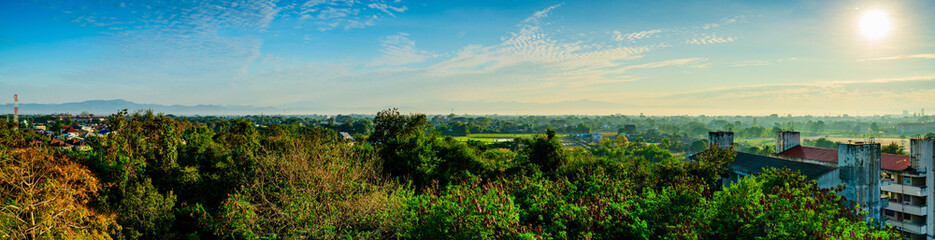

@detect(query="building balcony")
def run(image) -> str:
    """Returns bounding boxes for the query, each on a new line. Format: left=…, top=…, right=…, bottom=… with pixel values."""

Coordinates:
left=881, top=180, right=894, bottom=186
left=885, top=201, right=927, bottom=216
left=885, top=218, right=927, bottom=235
left=881, top=183, right=927, bottom=197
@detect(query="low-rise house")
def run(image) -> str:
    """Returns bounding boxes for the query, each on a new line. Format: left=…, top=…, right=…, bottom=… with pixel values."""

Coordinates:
left=575, top=133, right=602, bottom=144
left=49, top=139, right=73, bottom=150
left=339, top=132, right=353, bottom=140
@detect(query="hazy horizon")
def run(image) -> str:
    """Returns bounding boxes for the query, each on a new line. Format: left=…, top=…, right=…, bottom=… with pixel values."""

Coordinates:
left=2, top=0, right=934, bottom=116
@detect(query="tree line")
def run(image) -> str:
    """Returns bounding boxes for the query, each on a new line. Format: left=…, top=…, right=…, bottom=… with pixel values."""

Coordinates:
left=0, top=109, right=898, bottom=239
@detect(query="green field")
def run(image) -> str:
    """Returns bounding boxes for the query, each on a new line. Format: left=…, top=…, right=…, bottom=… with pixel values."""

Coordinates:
left=446, top=133, right=570, bottom=142
left=735, top=138, right=774, bottom=147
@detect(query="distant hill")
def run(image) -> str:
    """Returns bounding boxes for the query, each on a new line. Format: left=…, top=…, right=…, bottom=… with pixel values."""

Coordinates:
left=16, top=99, right=281, bottom=116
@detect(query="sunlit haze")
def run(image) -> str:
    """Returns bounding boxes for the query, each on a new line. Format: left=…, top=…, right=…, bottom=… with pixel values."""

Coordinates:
left=2, top=0, right=934, bottom=115
left=859, top=10, right=891, bottom=40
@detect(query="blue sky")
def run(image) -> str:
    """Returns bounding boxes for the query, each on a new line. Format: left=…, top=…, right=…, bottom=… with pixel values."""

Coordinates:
left=1, top=0, right=934, bottom=115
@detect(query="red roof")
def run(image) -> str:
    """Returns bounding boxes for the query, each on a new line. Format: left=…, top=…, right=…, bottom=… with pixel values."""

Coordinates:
left=882, top=153, right=910, bottom=171
left=778, top=145, right=911, bottom=171
left=779, top=146, right=838, bottom=163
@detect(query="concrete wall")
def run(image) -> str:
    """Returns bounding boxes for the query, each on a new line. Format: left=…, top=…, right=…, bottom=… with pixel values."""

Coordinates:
left=910, top=139, right=933, bottom=171
left=708, top=131, right=734, bottom=150
left=910, top=138, right=934, bottom=238
left=838, top=142, right=882, bottom=225
left=775, top=131, right=800, bottom=154
left=815, top=169, right=841, bottom=189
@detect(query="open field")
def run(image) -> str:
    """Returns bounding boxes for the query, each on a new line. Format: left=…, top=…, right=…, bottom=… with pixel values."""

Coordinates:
left=448, top=133, right=570, bottom=142
left=735, top=138, right=774, bottom=147
left=804, top=136, right=910, bottom=150
left=734, top=136, right=911, bottom=151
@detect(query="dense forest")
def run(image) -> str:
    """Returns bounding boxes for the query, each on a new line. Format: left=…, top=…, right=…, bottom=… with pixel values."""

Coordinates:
left=0, top=109, right=902, bottom=239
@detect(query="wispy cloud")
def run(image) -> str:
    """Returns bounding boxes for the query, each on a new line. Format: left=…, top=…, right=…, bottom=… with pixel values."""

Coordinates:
left=296, top=0, right=407, bottom=31
left=369, top=32, right=436, bottom=66
left=686, top=33, right=736, bottom=45
left=429, top=4, right=660, bottom=78
left=650, top=75, right=935, bottom=114
left=701, top=15, right=746, bottom=29
left=524, top=3, right=562, bottom=24
left=858, top=54, right=935, bottom=61
left=613, top=29, right=664, bottom=41
left=610, top=58, right=707, bottom=73
left=665, top=75, right=935, bottom=99
left=56, top=0, right=282, bottom=83
left=731, top=57, right=797, bottom=67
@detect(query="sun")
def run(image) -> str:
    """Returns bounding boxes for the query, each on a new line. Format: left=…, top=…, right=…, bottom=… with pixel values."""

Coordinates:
left=859, top=10, right=891, bottom=40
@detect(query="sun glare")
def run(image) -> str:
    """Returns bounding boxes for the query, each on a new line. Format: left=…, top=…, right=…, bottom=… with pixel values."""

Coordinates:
left=859, top=10, right=891, bottom=40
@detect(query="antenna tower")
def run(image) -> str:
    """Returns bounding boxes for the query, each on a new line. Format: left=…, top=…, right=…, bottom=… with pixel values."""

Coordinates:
left=13, top=94, right=18, bottom=129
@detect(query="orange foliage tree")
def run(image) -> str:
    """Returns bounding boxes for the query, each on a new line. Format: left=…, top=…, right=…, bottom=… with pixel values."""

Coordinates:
left=0, top=147, right=118, bottom=239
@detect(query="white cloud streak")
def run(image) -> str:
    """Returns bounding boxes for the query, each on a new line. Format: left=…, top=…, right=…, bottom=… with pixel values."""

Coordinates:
left=731, top=57, right=797, bottom=67
left=296, top=0, right=407, bottom=31
left=858, top=54, right=935, bottom=61
left=686, top=33, right=736, bottom=45
left=369, top=32, right=436, bottom=66
left=613, top=29, right=664, bottom=41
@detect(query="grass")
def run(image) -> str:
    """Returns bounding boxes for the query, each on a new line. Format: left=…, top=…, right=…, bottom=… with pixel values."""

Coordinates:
left=445, top=133, right=570, bottom=142
left=735, top=138, right=774, bottom=147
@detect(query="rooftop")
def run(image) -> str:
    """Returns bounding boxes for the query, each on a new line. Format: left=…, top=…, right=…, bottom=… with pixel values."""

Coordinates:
left=730, top=152, right=837, bottom=180
left=778, top=145, right=910, bottom=171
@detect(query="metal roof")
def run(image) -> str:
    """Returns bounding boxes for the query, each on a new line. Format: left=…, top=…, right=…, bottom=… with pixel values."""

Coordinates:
left=730, top=152, right=837, bottom=180
left=778, top=145, right=910, bottom=171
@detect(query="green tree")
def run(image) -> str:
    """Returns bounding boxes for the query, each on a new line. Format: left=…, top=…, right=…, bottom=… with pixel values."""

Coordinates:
left=614, top=134, right=629, bottom=147
left=881, top=142, right=906, bottom=155
left=709, top=168, right=898, bottom=239
left=523, top=128, right=566, bottom=173
left=690, top=139, right=708, bottom=152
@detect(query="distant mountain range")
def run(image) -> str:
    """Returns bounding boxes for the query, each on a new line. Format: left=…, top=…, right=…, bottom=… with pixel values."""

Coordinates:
left=10, top=99, right=642, bottom=116
left=14, top=99, right=282, bottom=116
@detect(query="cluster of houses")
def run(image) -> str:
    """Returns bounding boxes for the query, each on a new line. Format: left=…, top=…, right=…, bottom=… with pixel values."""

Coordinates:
left=30, top=117, right=110, bottom=151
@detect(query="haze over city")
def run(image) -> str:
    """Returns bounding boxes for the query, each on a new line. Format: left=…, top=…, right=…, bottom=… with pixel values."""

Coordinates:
left=2, top=0, right=934, bottom=115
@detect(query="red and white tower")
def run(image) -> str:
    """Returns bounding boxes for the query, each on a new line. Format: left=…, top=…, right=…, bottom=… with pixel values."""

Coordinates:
left=13, top=94, right=18, bottom=129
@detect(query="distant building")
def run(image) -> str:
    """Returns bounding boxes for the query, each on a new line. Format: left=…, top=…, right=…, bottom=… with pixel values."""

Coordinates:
left=71, top=116, right=106, bottom=123
left=50, top=138, right=90, bottom=151
left=339, top=132, right=353, bottom=140
left=62, top=126, right=81, bottom=139
left=896, top=123, right=935, bottom=134
left=575, top=133, right=602, bottom=144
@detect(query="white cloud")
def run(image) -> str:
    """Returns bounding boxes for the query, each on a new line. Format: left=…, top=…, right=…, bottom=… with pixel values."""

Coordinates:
left=858, top=54, right=935, bottom=61
left=613, top=29, right=664, bottom=41
left=57, top=0, right=282, bottom=84
left=429, top=4, right=661, bottom=81
left=615, top=58, right=707, bottom=72
left=686, top=33, right=736, bottom=45
left=650, top=75, right=935, bottom=115
left=524, top=3, right=562, bottom=24
left=731, top=57, right=797, bottom=67
left=369, top=32, right=436, bottom=66
left=368, top=3, right=408, bottom=16
left=295, top=0, right=407, bottom=31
